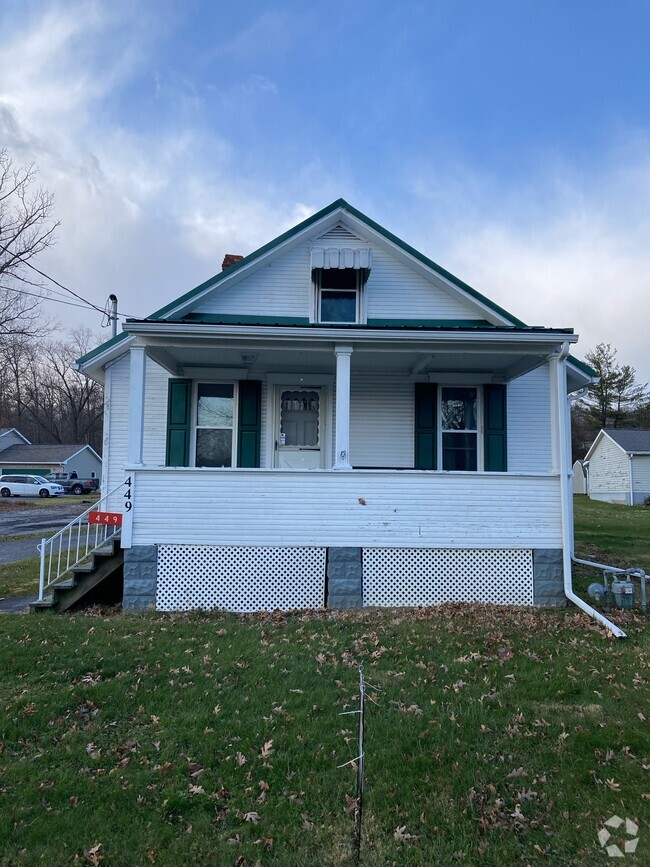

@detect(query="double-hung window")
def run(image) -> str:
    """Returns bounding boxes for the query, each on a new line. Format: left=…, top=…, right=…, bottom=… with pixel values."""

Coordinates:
left=441, top=386, right=478, bottom=471
left=195, top=383, right=236, bottom=467
left=316, top=268, right=361, bottom=323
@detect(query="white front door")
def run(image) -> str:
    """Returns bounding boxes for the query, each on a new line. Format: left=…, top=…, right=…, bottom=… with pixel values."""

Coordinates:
left=275, top=387, right=322, bottom=469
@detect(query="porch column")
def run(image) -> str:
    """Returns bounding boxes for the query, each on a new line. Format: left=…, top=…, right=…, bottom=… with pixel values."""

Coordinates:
left=127, top=345, right=146, bottom=466
left=334, top=344, right=353, bottom=470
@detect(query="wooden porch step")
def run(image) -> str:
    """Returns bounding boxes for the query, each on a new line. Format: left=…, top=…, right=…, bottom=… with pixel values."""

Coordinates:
left=31, top=541, right=124, bottom=614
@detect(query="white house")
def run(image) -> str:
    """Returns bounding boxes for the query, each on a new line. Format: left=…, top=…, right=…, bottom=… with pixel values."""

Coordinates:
left=585, top=428, right=650, bottom=505
left=0, top=428, right=102, bottom=479
left=76, top=199, right=598, bottom=614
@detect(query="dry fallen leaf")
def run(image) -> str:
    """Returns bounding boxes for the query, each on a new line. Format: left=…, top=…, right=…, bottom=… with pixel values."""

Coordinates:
left=394, top=826, right=419, bottom=842
left=235, top=752, right=247, bottom=767
left=260, top=740, right=274, bottom=761
left=84, top=843, right=103, bottom=865
left=242, top=811, right=260, bottom=824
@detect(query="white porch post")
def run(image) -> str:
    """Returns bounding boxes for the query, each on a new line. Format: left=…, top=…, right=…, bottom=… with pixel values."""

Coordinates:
left=334, top=344, right=353, bottom=470
left=127, top=345, right=146, bottom=467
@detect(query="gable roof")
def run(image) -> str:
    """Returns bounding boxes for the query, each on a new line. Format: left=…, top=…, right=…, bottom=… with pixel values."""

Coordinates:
left=603, top=428, right=650, bottom=454
left=0, top=444, right=101, bottom=464
left=0, top=427, right=31, bottom=445
left=75, top=198, right=596, bottom=380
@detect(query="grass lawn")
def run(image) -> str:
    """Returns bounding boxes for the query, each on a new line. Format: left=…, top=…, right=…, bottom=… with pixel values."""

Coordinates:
left=0, top=493, right=99, bottom=513
left=0, top=556, right=41, bottom=599
left=0, top=498, right=648, bottom=865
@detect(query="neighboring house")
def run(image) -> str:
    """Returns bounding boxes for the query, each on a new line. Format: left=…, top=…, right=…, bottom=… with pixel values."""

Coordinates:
left=584, top=429, right=650, bottom=505
left=0, top=429, right=102, bottom=479
left=76, top=198, right=596, bottom=613
left=572, top=459, right=587, bottom=494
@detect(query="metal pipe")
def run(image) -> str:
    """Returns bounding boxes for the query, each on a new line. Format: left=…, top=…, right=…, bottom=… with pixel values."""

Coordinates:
left=109, top=294, right=118, bottom=339
left=554, top=344, right=627, bottom=638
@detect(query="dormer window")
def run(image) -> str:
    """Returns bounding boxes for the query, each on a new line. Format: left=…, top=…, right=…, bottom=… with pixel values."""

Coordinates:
left=310, top=244, right=371, bottom=325
left=317, top=268, right=360, bottom=323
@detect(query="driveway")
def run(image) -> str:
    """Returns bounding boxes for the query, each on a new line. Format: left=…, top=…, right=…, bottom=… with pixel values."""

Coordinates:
left=0, top=501, right=93, bottom=537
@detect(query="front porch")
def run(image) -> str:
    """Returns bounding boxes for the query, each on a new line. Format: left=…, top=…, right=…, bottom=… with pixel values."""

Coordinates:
left=119, top=467, right=565, bottom=612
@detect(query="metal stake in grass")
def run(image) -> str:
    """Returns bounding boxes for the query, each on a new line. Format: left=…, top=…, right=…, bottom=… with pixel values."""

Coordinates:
left=338, top=663, right=371, bottom=863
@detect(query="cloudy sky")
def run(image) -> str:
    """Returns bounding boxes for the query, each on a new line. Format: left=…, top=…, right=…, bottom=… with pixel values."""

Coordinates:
left=1, top=0, right=649, bottom=379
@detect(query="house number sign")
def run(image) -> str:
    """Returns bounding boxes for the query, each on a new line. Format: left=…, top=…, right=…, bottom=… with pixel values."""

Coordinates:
left=88, top=511, right=122, bottom=526
left=123, top=475, right=133, bottom=512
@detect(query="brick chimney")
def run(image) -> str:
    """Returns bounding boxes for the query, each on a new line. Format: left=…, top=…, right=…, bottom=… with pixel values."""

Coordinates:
left=222, top=253, right=244, bottom=271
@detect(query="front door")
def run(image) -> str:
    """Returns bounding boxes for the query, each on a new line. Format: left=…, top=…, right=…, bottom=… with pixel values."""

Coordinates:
left=275, top=387, right=322, bottom=468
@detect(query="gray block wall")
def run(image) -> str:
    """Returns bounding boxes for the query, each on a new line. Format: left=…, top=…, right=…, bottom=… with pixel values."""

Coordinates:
left=123, top=545, right=158, bottom=610
left=533, top=549, right=566, bottom=606
left=327, top=547, right=363, bottom=609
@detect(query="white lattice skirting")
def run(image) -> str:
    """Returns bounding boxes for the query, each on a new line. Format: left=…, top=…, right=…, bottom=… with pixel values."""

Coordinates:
left=156, top=544, right=326, bottom=612
left=363, top=548, right=534, bottom=607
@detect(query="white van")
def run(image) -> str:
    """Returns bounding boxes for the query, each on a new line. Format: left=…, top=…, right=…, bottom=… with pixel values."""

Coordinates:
left=0, top=475, right=65, bottom=498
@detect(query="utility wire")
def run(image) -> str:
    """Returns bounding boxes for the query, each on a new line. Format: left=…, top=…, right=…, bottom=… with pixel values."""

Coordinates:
left=0, top=283, right=111, bottom=313
left=0, top=239, right=105, bottom=314
left=1, top=240, right=142, bottom=319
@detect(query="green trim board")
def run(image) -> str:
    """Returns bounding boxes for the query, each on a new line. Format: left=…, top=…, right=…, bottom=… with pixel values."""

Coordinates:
left=567, top=354, right=597, bottom=377
left=75, top=331, right=130, bottom=367
left=180, top=313, right=311, bottom=325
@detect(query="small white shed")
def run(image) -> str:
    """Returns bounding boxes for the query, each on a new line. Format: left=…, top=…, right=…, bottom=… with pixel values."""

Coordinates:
left=585, top=428, right=650, bottom=505
left=572, top=459, right=587, bottom=494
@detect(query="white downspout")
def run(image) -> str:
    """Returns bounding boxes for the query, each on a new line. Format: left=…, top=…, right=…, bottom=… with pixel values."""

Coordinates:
left=554, top=343, right=626, bottom=638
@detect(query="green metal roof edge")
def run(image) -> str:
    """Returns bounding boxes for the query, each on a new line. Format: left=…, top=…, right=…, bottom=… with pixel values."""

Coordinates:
left=567, top=354, right=597, bottom=377
left=147, top=198, right=526, bottom=326
left=75, top=331, right=130, bottom=367
left=179, top=313, right=311, bottom=325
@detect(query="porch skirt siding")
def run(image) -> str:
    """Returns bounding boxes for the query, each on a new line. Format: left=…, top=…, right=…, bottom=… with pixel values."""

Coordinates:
left=129, top=469, right=562, bottom=550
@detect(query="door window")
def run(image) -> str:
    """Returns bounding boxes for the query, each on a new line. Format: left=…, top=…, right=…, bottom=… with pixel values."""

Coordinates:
left=280, top=391, right=320, bottom=447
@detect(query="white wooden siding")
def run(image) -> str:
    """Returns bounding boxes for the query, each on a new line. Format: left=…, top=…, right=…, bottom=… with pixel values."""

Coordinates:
left=104, top=354, right=130, bottom=498
left=365, top=246, right=483, bottom=320
left=631, top=454, right=650, bottom=503
left=507, top=366, right=552, bottom=473
left=350, top=373, right=413, bottom=467
left=196, top=246, right=311, bottom=317
left=193, top=237, right=485, bottom=322
left=588, top=435, right=629, bottom=504
left=129, top=469, right=562, bottom=549
left=143, top=357, right=171, bottom=466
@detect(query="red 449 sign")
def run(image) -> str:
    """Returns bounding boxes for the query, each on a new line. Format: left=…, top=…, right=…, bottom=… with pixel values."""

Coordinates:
left=88, top=511, right=123, bottom=526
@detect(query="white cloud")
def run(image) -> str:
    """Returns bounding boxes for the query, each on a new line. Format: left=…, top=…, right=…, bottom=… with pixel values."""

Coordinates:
left=402, top=151, right=650, bottom=382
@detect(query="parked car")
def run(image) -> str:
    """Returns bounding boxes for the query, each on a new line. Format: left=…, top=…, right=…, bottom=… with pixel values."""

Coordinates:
left=0, top=474, right=65, bottom=498
left=46, top=472, right=99, bottom=495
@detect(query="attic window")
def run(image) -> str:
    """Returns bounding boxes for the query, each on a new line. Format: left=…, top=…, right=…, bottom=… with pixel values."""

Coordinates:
left=316, top=268, right=360, bottom=323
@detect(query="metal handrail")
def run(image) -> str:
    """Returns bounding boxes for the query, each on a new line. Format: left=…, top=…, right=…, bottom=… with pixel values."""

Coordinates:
left=37, top=481, right=125, bottom=601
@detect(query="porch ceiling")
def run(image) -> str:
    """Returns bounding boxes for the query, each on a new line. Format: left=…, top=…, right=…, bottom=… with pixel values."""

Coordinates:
left=141, top=334, right=562, bottom=383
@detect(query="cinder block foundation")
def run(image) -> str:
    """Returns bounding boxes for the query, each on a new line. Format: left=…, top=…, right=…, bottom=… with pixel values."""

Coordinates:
left=123, top=545, right=158, bottom=610
left=326, top=547, right=363, bottom=609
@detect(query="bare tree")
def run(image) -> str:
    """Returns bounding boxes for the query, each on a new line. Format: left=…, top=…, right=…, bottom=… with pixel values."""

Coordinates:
left=0, top=149, right=58, bottom=338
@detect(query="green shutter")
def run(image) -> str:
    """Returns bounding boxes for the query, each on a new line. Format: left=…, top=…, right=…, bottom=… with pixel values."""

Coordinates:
left=237, top=380, right=262, bottom=468
left=484, top=384, right=507, bottom=472
left=414, top=383, right=437, bottom=470
left=166, top=379, right=191, bottom=466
